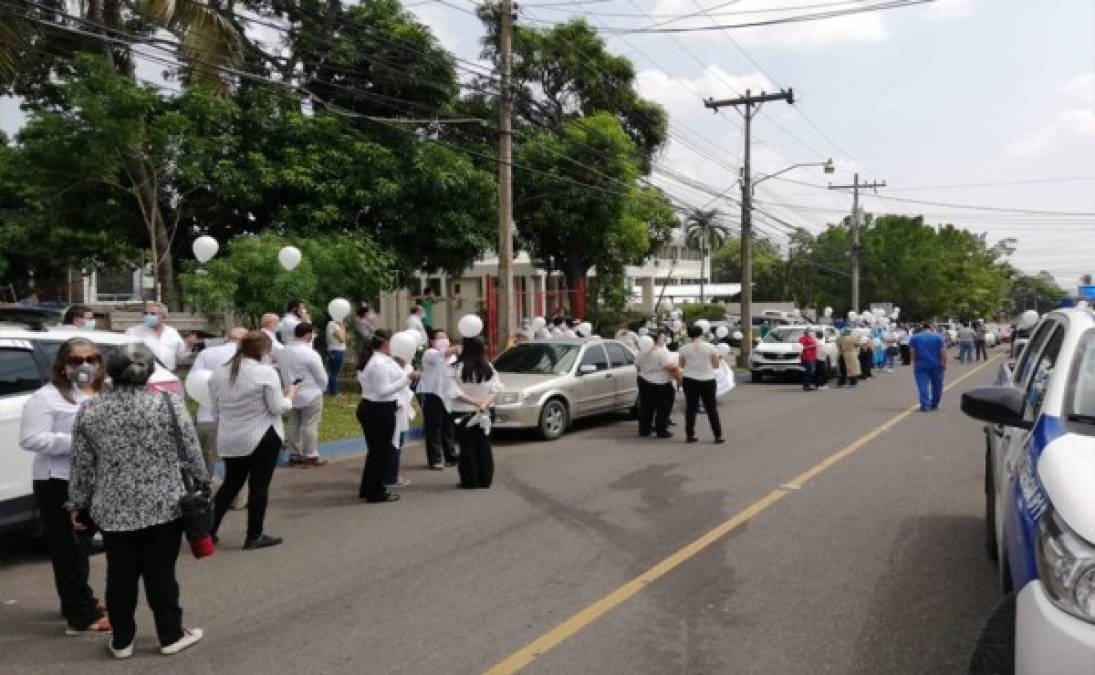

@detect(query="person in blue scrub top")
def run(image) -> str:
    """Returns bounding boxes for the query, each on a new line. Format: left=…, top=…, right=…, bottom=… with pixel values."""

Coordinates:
left=909, top=322, right=947, bottom=412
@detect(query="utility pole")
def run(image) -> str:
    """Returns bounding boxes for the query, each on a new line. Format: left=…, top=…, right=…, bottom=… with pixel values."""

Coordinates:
left=828, top=174, right=885, bottom=313
left=704, top=89, right=793, bottom=367
left=497, top=0, right=516, bottom=348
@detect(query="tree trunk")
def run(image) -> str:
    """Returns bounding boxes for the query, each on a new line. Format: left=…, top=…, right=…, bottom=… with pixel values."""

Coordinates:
left=126, top=154, right=176, bottom=307
left=699, top=246, right=706, bottom=304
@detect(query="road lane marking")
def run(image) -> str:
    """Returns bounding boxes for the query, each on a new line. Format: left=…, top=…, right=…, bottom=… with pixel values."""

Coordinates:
left=484, top=357, right=1000, bottom=674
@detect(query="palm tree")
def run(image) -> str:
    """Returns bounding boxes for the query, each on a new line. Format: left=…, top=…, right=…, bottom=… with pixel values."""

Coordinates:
left=684, top=208, right=731, bottom=304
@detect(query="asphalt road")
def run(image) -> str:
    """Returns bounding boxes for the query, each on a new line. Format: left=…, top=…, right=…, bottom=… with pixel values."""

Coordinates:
left=0, top=351, right=1004, bottom=674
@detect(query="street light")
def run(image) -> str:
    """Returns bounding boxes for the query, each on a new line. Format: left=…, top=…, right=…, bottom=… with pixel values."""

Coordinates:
left=737, top=158, right=834, bottom=368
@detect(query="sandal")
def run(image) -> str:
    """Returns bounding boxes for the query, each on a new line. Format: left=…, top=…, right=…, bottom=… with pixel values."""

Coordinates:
left=66, top=616, right=111, bottom=636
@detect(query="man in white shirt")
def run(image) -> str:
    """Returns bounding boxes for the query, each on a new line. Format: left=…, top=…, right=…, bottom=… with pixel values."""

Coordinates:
left=260, top=313, right=285, bottom=360
left=418, top=329, right=459, bottom=469
left=190, top=327, right=245, bottom=474
left=125, top=302, right=195, bottom=371
left=278, top=322, right=329, bottom=466
left=59, top=305, right=96, bottom=330
left=406, top=305, right=428, bottom=346
left=278, top=300, right=309, bottom=344
left=615, top=322, right=640, bottom=351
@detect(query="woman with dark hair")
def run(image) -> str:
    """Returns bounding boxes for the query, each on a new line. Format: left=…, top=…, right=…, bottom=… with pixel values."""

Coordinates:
left=208, top=331, right=298, bottom=550
left=448, top=337, right=503, bottom=489
left=68, top=343, right=209, bottom=658
left=356, top=329, right=417, bottom=502
left=677, top=324, right=723, bottom=444
left=19, top=337, right=110, bottom=636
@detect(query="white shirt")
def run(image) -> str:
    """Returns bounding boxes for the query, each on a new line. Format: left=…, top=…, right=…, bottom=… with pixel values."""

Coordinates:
left=19, top=384, right=90, bottom=481
left=679, top=340, right=719, bottom=381
left=262, top=328, right=285, bottom=356
left=418, top=346, right=450, bottom=396
left=615, top=330, right=640, bottom=351
left=394, top=364, right=416, bottom=445
left=125, top=323, right=188, bottom=371
left=278, top=314, right=301, bottom=342
left=357, top=352, right=409, bottom=402
left=551, top=326, right=565, bottom=338
left=278, top=341, right=328, bottom=408
left=209, top=358, right=292, bottom=457
left=326, top=321, right=346, bottom=351
left=190, top=341, right=239, bottom=423
left=447, top=364, right=504, bottom=413
left=638, top=346, right=674, bottom=385
left=406, top=314, right=427, bottom=345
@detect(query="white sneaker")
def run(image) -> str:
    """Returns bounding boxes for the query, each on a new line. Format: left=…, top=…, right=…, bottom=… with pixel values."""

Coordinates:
left=160, top=628, right=203, bottom=655
left=110, top=643, right=134, bottom=659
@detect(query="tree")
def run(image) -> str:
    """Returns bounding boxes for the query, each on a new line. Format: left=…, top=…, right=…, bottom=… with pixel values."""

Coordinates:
left=683, top=208, right=731, bottom=303
left=711, top=236, right=785, bottom=301
left=1009, top=272, right=1066, bottom=313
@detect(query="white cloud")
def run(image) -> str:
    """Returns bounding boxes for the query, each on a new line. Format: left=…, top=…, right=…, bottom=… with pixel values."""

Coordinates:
left=637, top=66, right=777, bottom=112
left=1010, top=71, right=1095, bottom=156
left=1061, top=71, right=1094, bottom=102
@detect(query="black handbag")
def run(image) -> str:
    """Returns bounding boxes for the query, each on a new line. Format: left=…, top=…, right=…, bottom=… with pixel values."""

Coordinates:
left=161, top=393, right=215, bottom=555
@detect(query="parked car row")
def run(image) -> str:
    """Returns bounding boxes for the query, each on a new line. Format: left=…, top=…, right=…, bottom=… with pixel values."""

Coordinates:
left=961, top=307, right=1095, bottom=673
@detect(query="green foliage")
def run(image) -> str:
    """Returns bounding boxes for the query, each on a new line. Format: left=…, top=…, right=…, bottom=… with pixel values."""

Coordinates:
left=1009, top=271, right=1067, bottom=312
left=711, top=237, right=785, bottom=299
left=180, top=232, right=396, bottom=325
left=682, top=303, right=727, bottom=325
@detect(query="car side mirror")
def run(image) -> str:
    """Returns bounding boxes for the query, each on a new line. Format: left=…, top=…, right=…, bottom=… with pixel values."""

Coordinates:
left=961, top=385, right=1032, bottom=430
left=578, top=364, right=597, bottom=375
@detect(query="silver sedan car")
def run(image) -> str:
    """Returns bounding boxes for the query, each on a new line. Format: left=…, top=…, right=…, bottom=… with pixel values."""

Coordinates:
left=491, top=338, right=640, bottom=440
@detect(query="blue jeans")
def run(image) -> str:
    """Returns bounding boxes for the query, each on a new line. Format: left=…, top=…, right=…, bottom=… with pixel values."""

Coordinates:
left=326, top=350, right=345, bottom=395
left=958, top=342, right=973, bottom=363
left=801, top=360, right=816, bottom=389
left=914, top=367, right=944, bottom=411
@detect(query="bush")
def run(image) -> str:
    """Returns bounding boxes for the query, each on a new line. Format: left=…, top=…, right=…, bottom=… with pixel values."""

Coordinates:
left=682, top=303, right=727, bottom=325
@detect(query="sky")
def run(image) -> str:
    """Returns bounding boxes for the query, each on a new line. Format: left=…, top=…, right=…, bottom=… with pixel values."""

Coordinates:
left=2, top=0, right=1093, bottom=288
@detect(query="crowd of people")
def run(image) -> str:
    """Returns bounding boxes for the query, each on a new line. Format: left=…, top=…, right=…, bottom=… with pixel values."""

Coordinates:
left=17, top=298, right=502, bottom=659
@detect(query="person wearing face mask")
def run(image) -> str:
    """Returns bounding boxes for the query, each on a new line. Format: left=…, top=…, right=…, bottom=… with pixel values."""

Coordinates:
left=125, top=302, right=196, bottom=371
left=636, top=331, right=679, bottom=439
left=278, top=300, right=309, bottom=344
left=357, top=330, right=420, bottom=502
left=60, top=305, right=96, bottom=330
left=19, top=338, right=111, bottom=636
left=418, top=328, right=460, bottom=469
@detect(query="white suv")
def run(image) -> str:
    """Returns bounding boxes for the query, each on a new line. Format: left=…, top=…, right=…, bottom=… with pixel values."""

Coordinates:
left=0, top=327, right=181, bottom=534
left=748, top=325, right=839, bottom=382
left=961, top=307, right=1095, bottom=673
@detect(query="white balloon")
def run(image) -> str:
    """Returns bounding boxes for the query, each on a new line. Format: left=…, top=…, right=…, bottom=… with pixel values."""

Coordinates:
left=389, top=331, right=419, bottom=362
left=637, top=335, right=655, bottom=353
left=185, top=369, right=213, bottom=408
left=577, top=321, right=593, bottom=337
left=695, top=319, right=711, bottom=333
left=458, top=314, right=484, bottom=338
left=732, top=331, right=744, bottom=342
left=880, top=317, right=891, bottom=328
left=823, top=306, right=833, bottom=318
left=847, top=311, right=857, bottom=321
left=715, top=325, right=729, bottom=339
left=716, top=343, right=731, bottom=357
left=531, top=316, right=546, bottom=332
left=1017, top=310, right=1040, bottom=331
left=192, top=235, right=218, bottom=263
left=327, top=298, right=351, bottom=322
left=671, top=320, right=683, bottom=331
left=872, top=307, right=886, bottom=317
left=278, top=245, right=302, bottom=271
left=863, top=313, right=877, bottom=325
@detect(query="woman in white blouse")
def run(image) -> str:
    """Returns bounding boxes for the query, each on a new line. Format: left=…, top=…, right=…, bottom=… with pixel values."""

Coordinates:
left=208, top=331, right=299, bottom=550
left=357, top=330, right=419, bottom=503
left=448, top=337, right=503, bottom=489
left=677, top=324, right=724, bottom=444
left=18, top=337, right=110, bottom=635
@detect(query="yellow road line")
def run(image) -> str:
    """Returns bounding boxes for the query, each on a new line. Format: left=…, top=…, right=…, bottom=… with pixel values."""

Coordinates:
left=484, top=356, right=1000, bottom=674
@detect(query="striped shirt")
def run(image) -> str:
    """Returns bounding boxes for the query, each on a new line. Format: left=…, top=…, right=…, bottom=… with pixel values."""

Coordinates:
left=209, top=358, right=292, bottom=457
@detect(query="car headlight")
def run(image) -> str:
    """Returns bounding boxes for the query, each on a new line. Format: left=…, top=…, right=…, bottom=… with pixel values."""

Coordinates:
left=1036, top=507, right=1095, bottom=623
left=496, top=391, right=522, bottom=405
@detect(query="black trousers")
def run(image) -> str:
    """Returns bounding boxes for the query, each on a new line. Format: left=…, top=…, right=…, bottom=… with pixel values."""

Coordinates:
left=682, top=377, right=722, bottom=440
left=32, top=479, right=102, bottom=630
left=638, top=378, right=674, bottom=435
left=420, top=392, right=456, bottom=464
left=102, top=519, right=184, bottom=650
left=859, top=349, right=873, bottom=378
left=975, top=340, right=988, bottom=361
left=212, top=426, right=281, bottom=542
left=814, top=359, right=829, bottom=387
left=357, top=400, right=396, bottom=500
left=838, top=355, right=858, bottom=386
left=456, top=416, right=494, bottom=488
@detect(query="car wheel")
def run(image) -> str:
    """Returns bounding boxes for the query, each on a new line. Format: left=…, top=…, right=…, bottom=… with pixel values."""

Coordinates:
left=967, top=593, right=1016, bottom=675
left=751, top=370, right=763, bottom=383
left=538, top=398, right=569, bottom=440
left=985, top=444, right=998, bottom=561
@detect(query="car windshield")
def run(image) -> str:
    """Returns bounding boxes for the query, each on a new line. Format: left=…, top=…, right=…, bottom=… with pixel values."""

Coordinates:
left=1069, top=329, right=1095, bottom=430
left=494, top=343, right=579, bottom=375
left=762, top=328, right=806, bottom=344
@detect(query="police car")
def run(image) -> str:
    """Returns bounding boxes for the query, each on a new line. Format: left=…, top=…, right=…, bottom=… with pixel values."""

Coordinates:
left=0, top=327, right=181, bottom=534
left=961, top=307, right=1095, bottom=673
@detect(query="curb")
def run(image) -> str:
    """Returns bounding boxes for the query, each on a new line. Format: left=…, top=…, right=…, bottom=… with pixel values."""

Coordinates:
left=210, top=427, right=424, bottom=477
